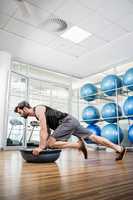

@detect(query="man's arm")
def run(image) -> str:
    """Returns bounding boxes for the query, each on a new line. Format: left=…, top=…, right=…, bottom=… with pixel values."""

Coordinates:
left=35, top=106, right=48, bottom=150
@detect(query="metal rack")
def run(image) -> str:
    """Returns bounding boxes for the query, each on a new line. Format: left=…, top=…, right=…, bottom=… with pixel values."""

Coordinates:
left=78, top=83, right=133, bottom=151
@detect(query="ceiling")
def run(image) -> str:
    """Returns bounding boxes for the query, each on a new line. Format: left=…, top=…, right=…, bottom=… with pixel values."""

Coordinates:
left=0, top=0, right=133, bottom=78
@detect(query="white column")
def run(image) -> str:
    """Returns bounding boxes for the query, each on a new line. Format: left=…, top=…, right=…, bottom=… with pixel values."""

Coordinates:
left=0, top=51, right=11, bottom=149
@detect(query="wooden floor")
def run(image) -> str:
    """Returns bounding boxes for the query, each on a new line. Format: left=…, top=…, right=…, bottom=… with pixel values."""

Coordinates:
left=0, top=149, right=133, bottom=200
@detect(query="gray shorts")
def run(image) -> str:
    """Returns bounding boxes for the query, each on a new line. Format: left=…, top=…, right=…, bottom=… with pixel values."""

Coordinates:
left=51, top=115, right=93, bottom=141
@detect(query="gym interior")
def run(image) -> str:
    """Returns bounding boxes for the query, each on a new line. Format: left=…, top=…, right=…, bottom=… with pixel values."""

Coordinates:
left=0, top=0, right=133, bottom=200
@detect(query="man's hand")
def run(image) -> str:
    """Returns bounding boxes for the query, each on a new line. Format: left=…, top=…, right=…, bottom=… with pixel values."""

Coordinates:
left=32, top=147, right=43, bottom=156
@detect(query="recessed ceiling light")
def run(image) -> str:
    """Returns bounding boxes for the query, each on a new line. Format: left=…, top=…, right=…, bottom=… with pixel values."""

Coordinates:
left=61, top=26, right=92, bottom=43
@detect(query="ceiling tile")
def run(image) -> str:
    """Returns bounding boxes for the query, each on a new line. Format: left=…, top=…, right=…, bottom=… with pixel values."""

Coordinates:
left=75, top=32, right=133, bottom=77
left=118, top=13, right=133, bottom=32
left=129, top=0, right=133, bottom=4
left=14, top=2, right=50, bottom=27
left=129, top=0, right=133, bottom=2
left=55, top=0, right=93, bottom=25
left=80, top=36, right=107, bottom=52
left=1, top=0, right=133, bottom=78
left=0, top=13, right=10, bottom=28
left=79, top=13, right=111, bottom=35
left=66, top=43, right=87, bottom=57
left=48, top=37, right=86, bottom=57
left=0, top=0, right=18, bottom=16
left=28, top=29, right=57, bottom=45
left=27, top=0, right=64, bottom=12
left=0, top=29, right=77, bottom=77
left=4, top=18, right=36, bottom=38
left=98, top=24, right=128, bottom=42
left=48, top=37, right=73, bottom=48
left=98, top=0, right=133, bottom=21
left=78, top=0, right=106, bottom=10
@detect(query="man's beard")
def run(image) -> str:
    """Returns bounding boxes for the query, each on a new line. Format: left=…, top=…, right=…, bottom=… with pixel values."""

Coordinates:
left=22, top=114, right=28, bottom=119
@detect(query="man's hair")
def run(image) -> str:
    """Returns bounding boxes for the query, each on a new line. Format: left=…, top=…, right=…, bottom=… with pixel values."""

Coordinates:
left=14, top=101, right=31, bottom=113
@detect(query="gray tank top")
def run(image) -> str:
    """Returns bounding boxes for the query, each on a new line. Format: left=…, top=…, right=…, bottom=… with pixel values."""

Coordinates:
left=33, top=105, right=68, bottom=130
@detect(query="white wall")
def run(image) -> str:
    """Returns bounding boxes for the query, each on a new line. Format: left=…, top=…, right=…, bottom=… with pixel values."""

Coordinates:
left=0, top=51, right=11, bottom=149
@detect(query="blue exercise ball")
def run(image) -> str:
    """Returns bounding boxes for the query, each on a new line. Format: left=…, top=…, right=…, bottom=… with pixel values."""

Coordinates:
left=87, top=124, right=101, bottom=136
left=101, top=124, right=124, bottom=144
left=101, top=103, right=122, bottom=123
left=84, top=124, right=101, bottom=144
left=80, top=83, right=97, bottom=101
left=128, top=125, right=133, bottom=143
left=101, top=74, right=122, bottom=96
left=123, top=96, right=133, bottom=119
left=123, top=68, right=133, bottom=91
left=82, top=106, right=100, bottom=124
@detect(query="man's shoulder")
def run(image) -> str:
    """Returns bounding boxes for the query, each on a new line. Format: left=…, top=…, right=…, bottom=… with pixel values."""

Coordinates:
left=35, top=105, right=46, bottom=112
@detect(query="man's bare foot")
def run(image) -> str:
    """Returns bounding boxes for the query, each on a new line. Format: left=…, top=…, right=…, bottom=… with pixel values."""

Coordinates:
left=115, top=146, right=127, bottom=161
left=78, top=138, right=88, bottom=159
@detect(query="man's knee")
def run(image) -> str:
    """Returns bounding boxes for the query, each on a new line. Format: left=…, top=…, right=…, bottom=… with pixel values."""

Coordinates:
left=47, top=136, right=56, bottom=148
left=89, top=134, right=99, bottom=141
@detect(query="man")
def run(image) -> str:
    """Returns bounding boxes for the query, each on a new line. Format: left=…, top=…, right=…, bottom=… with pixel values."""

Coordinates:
left=14, top=101, right=126, bottom=160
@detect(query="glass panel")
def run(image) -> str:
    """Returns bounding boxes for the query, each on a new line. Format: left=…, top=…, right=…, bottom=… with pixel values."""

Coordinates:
left=6, top=72, right=28, bottom=146
left=12, top=61, right=29, bottom=76
left=28, top=79, right=51, bottom=143
left=10, top=62, right=70, bottom=147
left=28, top=79, right=69, bottom=143
left=29, top=79, right=51, bottom=106
left=51, top=86, right=69, bottom=112
left=26, top=116, right=40, bottom=145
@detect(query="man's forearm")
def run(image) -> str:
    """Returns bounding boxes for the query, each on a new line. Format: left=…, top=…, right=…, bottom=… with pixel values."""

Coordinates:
left=39, top=130, right=48, bottom=149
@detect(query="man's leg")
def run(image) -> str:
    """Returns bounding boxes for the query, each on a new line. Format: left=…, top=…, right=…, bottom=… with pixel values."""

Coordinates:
left=48, top=115, right=88, bottom=159
left=47, top=136, right=88, bottom=159
left=74, top=123, right=127, bottom=160
left=73, top=123, right=122, bottom=152
left=47, top=136, right=79, bottom=149
left=87, top=134, right=126, bottom=160
left=89, top=134, right=122, bottom=152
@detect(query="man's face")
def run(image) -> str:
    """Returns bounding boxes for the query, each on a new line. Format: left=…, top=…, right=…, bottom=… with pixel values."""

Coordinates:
left=17, top=107, right=29, bottom=119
